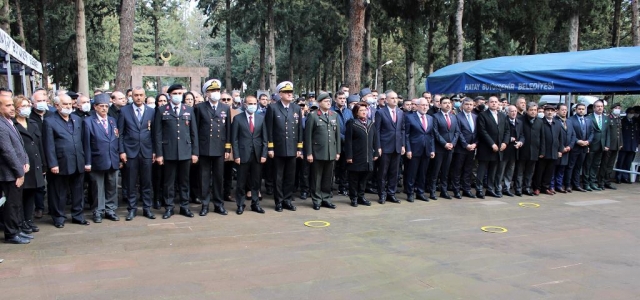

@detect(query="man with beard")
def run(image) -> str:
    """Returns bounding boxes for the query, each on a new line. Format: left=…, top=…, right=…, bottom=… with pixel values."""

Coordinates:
left=565, top=103, right=594, bottom=192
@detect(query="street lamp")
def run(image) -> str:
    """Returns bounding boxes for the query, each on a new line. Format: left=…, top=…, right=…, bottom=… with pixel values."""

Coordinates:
left=374, top=60, right=393, bottom=91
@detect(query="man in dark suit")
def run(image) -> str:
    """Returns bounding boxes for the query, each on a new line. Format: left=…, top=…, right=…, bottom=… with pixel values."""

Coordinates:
left=118, top=87, right=156, bottom=221
left=616, top=108, right=639, bottom=183
left=83, top=94, right=120, bottom=223
left=232, top=95, right=267, bottom=214
left=552, top=104, right=575, bottom=193
left=404, top=98, right=435, bottom=202
left=43, top=94, right=89, bottom=227
left=451, top=98, right=478, bottom=199
left=265, top=81, right=303, bottom=212
left=515, top=102, right=544, bottom=196
left=498, top=105, right=524, bottom=197
left=534, top=105, right=564, bottom=195
left=375, top=91, right=405, bottom=204
left=28, top=88, right=52, bottom=219
left=599, top=103, right=622, bottom=189
left=584, top=100, right=610, bottom=191
left=429, top=97, right=459, bottom=200
left=305, top=93, right=341, bottom=210
left=154, top=84, right=199, bottom=219
left=566, top=103, right=594, bottom=192
left=194, top=79, right=231, bottom=216
left=474, top=96, right=509, bottom=199
left=108, top=91, right=126, bottom=119
left=0, top=91, right=31, bottom=243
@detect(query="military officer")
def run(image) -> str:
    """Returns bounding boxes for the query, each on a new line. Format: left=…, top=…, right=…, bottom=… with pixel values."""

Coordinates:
left=265, top=81, right=303, bottom=212
left=154, top=84, right=199, bottom=219
left=194, top=79, right=232, bottom=216
left=599, top=103, right=622, bottom=189
left=305, top=92, right=341, bottom=210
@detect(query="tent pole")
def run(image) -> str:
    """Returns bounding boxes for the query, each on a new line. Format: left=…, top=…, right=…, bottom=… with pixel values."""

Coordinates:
left=20, top=66, right=27, bottom=96
left=5, top=54, right=12, bottom=90
left=566, top=92, right=572, bottom=116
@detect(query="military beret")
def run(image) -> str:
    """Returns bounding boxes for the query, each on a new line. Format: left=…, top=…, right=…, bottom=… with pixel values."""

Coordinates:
left=316, top=92, right=332, bottom=103
left=611, top=103, right=621, bottom=109
left=66, top=91, right=79, bottom=100
left=271, top=93, right=281, bottom=101
left=347, top=95, right=360, bottom=104
left=276, top=81, right=294, bottom=92
left=202, top=79, right=222, bottom=94
left=309, top=101, right=319, bottom=110
left=167, top=84, right=184, bottom=94
left=359, top=88, right=372, bottom=98
left=474, top=96, right=485, bottom=101
left=94, top=93, right=110, bottom=105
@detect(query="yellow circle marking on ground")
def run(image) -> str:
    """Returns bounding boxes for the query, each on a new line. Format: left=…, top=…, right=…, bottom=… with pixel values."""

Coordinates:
left=481, top=226, right=508, bottom=233
left=519, top=202, right=540, bottom=208
left=304, top=221, right=330, bottom=228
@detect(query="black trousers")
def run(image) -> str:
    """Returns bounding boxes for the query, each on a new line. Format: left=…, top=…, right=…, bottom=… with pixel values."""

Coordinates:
left=200, top=156, right=225, bottom=208
left=22, top=188, right=37, bottom=222
left=534, top=159, right=556, bottom=191
left=334, top=150, right=348, bottom=191
left=598, top=150, right=618, bottom=185
left=310, top=160, right=335, bottom=205
left=274, top=156, right=297, bottom=204
left=223, top=160, right=234, bottom=199
left=515, top=160, right=537, bottom=192
left=430, top=151, right=453, bottom=193
left=567, top=151, right=587, bottom=188
left=584, top=150, right=604, bottom=187
left=163, top=160, right=190, bottom=210
left=476, top=160, right=498, bottom=193
left=235, top=154, right=262, bottom=208
left=48, top=172, right=85, bottom=224
left=1, top=180, right=23, bottom=237
left=152, top=163, right=164, bottom=205
left=450, top=152, right=475, bottom=193
left=348, top=171, right=370, bottom=199
left=263, top=157, right=275, bottom=190
left=295, top=157, right=310, bottom=193
left=189, top=161, right=201, bottom=201
left=616, top=151, right=636, bottom=181
left=123, top=156, right=153, bottom=210
left=378, top=152, right=400, bottom=197
left=405, top=154, right=431, bottom=195
left=34, top=185, right=45, bottom=211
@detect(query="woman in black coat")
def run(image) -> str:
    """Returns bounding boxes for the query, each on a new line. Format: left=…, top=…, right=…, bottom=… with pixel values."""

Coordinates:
left=345, top=103, right=379, bottom=207
left=151, top=94, right=168, bottom=209
left=13, top=96, right=46, bottom=233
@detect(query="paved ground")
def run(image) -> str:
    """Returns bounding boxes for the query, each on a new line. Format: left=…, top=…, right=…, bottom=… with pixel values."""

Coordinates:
left=1, top=183, right=640, bottom=300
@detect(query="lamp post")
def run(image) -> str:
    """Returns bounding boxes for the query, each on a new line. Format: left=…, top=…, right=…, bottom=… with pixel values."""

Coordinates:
left=374, top=60, right=393, bottom=91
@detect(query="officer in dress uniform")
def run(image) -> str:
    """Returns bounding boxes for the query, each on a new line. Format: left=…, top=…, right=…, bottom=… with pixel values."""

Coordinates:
left=154, top=84, right=199, bottom=219
left=599, top=103, right=622, bottom=189
left=305, top=92, right=341, bottom=210
left=265, top=81, right=303, bottom=212
left=194, top=79, right=232, bottom=216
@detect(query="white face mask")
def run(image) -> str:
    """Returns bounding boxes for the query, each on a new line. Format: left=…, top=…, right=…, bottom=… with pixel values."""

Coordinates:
left=147, top=103, right=156, bottom=109
left=613, top=109, right=621, bottom=116
left=127, top=97, right=133, bottom=104
left=18, top=107, right=31, bottom=118
left=60, top=108, right=73, bottom=116
left=35, top=102, right=48, bottom=111
left=234, top=96, right=242, bottom=103
left=171, top=95, right=181, bottom=105
left=537, top=112, right=544, bottom=119
left=366, top=97, right=376, bottom=105
left=81, top=103, right=91, bottom=112
left=209, top=92, right=220, bottom=102
left=246, top=104, right=257, bottom=114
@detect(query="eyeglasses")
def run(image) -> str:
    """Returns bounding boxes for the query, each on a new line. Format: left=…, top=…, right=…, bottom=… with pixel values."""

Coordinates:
left=221, top=98, right=231, bottom=101
left=299, top=104, right=306, bottom=107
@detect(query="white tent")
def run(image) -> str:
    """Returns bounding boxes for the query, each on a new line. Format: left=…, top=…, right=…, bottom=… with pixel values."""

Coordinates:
left=0, top=28, right=43, bottom=95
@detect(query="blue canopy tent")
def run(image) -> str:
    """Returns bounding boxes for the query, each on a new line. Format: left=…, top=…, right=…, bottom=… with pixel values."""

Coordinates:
left=425, top=47, right=640, bottom=94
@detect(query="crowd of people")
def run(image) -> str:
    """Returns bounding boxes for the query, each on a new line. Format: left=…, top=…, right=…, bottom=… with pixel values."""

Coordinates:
left=1, top=81, right=639, bottom=245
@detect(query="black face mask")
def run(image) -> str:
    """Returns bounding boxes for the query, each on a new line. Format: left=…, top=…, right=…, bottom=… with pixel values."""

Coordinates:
left=477, top=104, right=486, bottom=111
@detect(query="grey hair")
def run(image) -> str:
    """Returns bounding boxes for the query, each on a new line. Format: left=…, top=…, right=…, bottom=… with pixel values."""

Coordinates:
left=526, top=101, right=538, bottom=111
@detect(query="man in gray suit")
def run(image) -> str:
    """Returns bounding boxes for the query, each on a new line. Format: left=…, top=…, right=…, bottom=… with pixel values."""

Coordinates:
left=584, top=100, right=610, bottom=191
left=0, top=90, right=32, bottom=244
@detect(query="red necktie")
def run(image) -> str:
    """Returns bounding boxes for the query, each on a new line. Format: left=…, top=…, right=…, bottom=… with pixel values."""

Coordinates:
left=391, top=109, right=396, bottom=123
left=249, top=115, right=254, bottom=133
left=421, top=114, right=427, bottom=131
left=445, top=113, right=451, bottom=129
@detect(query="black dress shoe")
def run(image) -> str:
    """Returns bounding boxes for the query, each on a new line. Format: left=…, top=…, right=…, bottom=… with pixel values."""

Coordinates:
left=338, top=190, right=349, bottom=196
left=495, top=192, right=504, bottom=198
left=18, top=232, right=34, bottom=239
left=350, top=199, right=358, bottom=207
left=162, top=209, right=174, bottom=219
left=440, top=192, right=452, bottom=200
left=429, top=192, right=438, bottom=200
left=462, top=191, right=476, bottom=198
left=21, top=222, right=33, bottom=234
left=275, top=203, right=283, bottom=212
left=406, top=194, right=414, bottom=202
left=54, top=222, right=64, bottom=228
left=4, top=236, right=30, bottom=244
left=179, top=208, right=194, bottom=218
left=388, top=196, right=400, bottom=203
left=126, top=210, right=136, bottom=221
left=236, top=205, right=245, bottom=215
left=72, top=219, right=90, bottom=226
left=26, top=220, right=39, bottom=232
left=605, top=183, right=617, bottom=190
left=152, top=200, right=161, bottom=210
left=416, top=194, right=429, bottom=201
left=515, top=191, right=522, bottom=196
left=191, top=198, right=202, bottom=205
left=590, top=185, right=601, bottom=191
left=265, top=187, right=274, bottom=195
left=251, top=204, right=265, bottom=214
left=312, top=203, right=320, bottom=210
left=321, top=201, right=336, bottom=209
left=143, top=209, right=156, bottom=219
left=366, top=187, right=378, bottom=194
left=199, top=205, right=209, bottom=216
left=476, top=191, right=485, bottom=199
left=300, top=192, right=308, bottom=200
left=486, top=190, right=499, bottom=198
left=358, top=197, right=372, bottom=206
left=93, top=215, right=103, bottom=223
left=574, top=186, right=586, bottom=192
left=585, top=186, right=593, bottom=192
left=283, top=202, right=297, bottom=211
left=105, top=213, right=120, bottom=221
left=213, top=206, right=228, bottom=215
left=453, top=192, right=462, bottom=199
left=503, top=191, right=514, bottom=197
left=524, top=190, right=534, bottom=196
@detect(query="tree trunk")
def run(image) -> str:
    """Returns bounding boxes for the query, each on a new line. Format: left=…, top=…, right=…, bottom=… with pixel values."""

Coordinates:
left=345, top=0, right=366, bottom=92
left=36, top=0, right=48, bottom=88
left=288, top=34, right=294, bottom=82
left=632, top=0, right=640, bottom=46
left=75, top=0, right=89, bottom=95
left=406, top=52, right=415, bottom=100
left=529, top=34, right=538, bottom=55
left=115, top=0, right=136, bottom=91
left=612, top=0, right=622, bottom=47
left=568, top=10, right=579, bottom=51
left=455, top=0, right=465, bottom=63
left=267, top=0, right=277, bottom=92
left=340, top=42, right=345, bottom=84
left=0, top=0, right=9, bottom=34
left=363, top=5, right=372, bottom=88
left=473, top=9, right=482, bottom=60
left=447, top=14, right=455, bottom=65
left=376, top=36, right=382, bottom=90
left=13, top=0, right=25, bottom=48
left=225, top=0, right=232, bottom=90
left=426, top=20, right=436, bottom=75
left=259, top=21, right=266, bottom=90
left=152, top=0, right=161, bottom=90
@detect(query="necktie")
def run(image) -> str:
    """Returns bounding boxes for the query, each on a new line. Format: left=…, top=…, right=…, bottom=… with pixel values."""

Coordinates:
left=101, top=119, right=108, bottom=135
left=579, top=117, right=586, bottom=136
left=421, top=114, right=427, bottom=131
left=493, top=111, right=498, bottom=124
left=174, top=106, right=179, bottom=116
left=467, top=113, right=474, bottom=132
left=597, top=115, right=602, bottom=129
left=391, top=109, right=396, bottom=123
left=6, top=118, right=17, bottom=134
left=249, top=115, right=254, bottom=133
left=445, top=113, right=451, bottom=129
left=211, top=105, right=216, bottom=116
left=136, top=108, right=142, bottom=123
